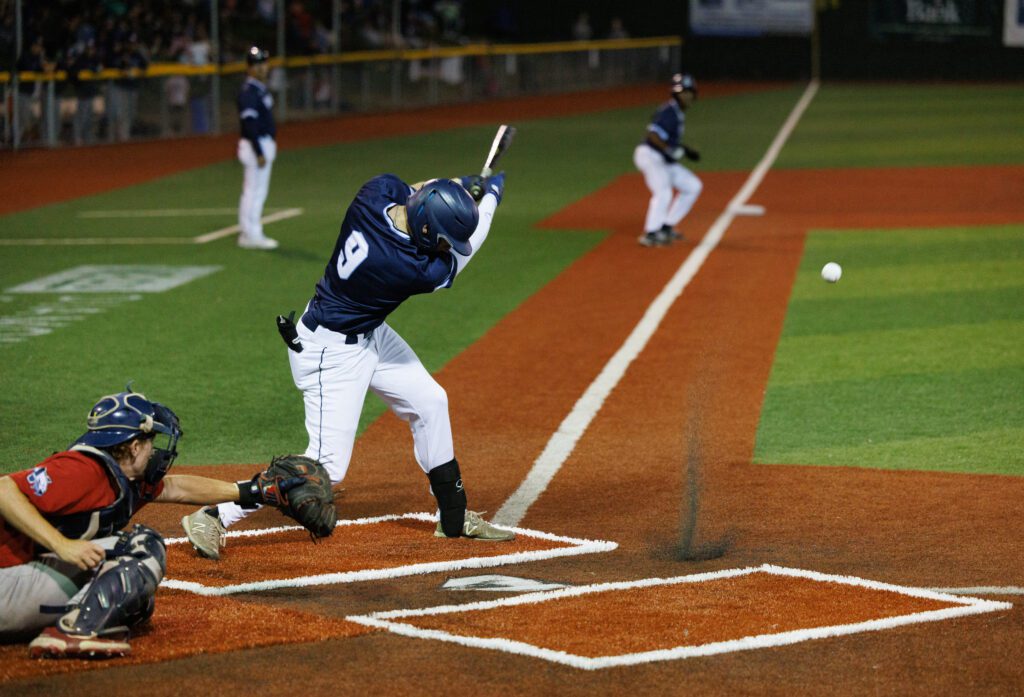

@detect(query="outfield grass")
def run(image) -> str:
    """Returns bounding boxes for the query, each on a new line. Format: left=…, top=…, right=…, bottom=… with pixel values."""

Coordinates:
left=0, top=86, right=803, bottom=470
left=3, top=82, right=1022, bottom=477
left=754, top=225, right=1024, bottom=474
left=778, top=84, right=1024, bottom=169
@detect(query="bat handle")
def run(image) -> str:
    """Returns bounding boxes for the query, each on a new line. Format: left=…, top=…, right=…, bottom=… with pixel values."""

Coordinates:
left=481, top=167, right=493, bottom=178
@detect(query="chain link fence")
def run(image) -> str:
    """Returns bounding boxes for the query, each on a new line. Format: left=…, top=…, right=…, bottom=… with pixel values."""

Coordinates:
left=1, top=38, right=679, bottom=150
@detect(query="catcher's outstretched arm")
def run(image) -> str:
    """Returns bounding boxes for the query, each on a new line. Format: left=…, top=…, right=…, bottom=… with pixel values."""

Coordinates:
left=157, top=474, right=244, bottom=505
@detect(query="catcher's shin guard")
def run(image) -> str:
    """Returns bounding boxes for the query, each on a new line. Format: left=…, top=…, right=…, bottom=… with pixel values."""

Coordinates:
left=428, top=459, right=467, bottom=537
left=59, top=525, right=166, bottom=636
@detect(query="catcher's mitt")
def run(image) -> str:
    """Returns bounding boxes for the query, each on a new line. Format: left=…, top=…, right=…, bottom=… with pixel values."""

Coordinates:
left=241, top=455, right=337, bottom=539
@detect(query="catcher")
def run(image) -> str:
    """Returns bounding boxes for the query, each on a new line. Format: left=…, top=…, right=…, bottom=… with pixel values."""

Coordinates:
left=0, top=388, right=335, bottom=658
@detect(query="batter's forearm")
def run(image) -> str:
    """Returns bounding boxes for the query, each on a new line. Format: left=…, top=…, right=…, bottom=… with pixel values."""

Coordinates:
left=157, top=474, right=242, bottom=505
left=453, top=194, right=497, bottom=275
left=0, top=476, right=74, bottom=554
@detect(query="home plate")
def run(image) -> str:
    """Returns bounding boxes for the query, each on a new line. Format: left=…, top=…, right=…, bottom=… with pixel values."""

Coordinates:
left=442, top=575, right=570, bottom=592
left=161, top=512, right=615, bottom=596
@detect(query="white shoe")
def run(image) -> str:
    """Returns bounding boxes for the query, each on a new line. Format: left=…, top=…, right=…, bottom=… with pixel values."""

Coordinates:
left=238, top=235, right=279, bottom=250
left=181, top=508, right=226, bottom=560
left=434, top=510, right=515, bottom=541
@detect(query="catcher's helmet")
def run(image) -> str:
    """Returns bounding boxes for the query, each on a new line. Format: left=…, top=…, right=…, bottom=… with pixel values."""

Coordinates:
left=671, top=73, right=697, bottom=97
left=406, top=179, right=479, bottom=255
left=246, top=45, right=269, bottom=65
left=76, top=389, right=182, bottom=484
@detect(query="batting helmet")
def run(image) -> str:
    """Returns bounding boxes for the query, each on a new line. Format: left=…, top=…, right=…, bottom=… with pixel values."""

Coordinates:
left=76, top=389, right=182, bottom=483
left=671, top=73, right=697, bottom=97
left=406, top=179, right=479, bottom=255
left=246, top=46, right=269, bottom=65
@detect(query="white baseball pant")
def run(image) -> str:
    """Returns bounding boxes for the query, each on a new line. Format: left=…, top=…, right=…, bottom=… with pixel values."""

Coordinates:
left=218, top=320, right=452, bottom=527
left=634, top=144, right=703, bottom=233
left=237, top=136, right=276, bottom=241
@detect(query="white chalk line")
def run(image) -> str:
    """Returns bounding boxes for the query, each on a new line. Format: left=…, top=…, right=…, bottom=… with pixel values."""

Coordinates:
left=160, top=512, right=616, bottom=596
left=193, top=207, right=303, bottom=243
left=346, top=563, right=1012, bottom=671
left=0, top=208, right=303, bottom=246
left=927, top=586, right=1024, bottom=596
left=78, top=208, right=284, bottom=218
left=493, top=80, right=821, bottom=528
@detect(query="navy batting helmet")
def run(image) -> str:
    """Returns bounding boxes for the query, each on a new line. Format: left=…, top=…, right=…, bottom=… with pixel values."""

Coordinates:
left=246, top=46, right=269, bottom=65
left=671, top=73, right=697, bottom=97
left=406, top=179, right=479, bottom=255
left=76, top=389, right=182, bottom=483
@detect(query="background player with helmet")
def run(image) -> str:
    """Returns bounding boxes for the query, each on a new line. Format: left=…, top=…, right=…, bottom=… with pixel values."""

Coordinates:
left=0, top=389, right=330, bottom=658
left=634, top=73, right=703, bottom=247
left=236, top=46, right=279, bottom=250
left=182, top=169, right=513, bottom=559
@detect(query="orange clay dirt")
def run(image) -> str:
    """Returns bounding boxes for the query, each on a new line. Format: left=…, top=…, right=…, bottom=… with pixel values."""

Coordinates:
left=2, top=86, right=1022, bottom=695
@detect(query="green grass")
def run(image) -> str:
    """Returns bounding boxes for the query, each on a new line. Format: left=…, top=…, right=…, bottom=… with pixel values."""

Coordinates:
left=4, top=82, right=1023, bottom=476
left=754, top=225, right=1024, bottom=474
left=778, top=84, right=1024, bottom=169
left=0, top=86, right=802, bottom=470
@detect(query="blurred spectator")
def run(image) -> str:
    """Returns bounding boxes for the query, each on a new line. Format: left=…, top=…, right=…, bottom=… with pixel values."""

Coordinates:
left=16, top=36, right=55, bottom=144
left=165, top=66, right=190, bottom=136
left=186, top=25, right=213, bottom=134
left=608, top=17, right=629, bottom=40
left=66, top=41, right=102, bottom=145
left=572, top=12, right=592, bottom=41
left=108, top=34, right=148, bottom=141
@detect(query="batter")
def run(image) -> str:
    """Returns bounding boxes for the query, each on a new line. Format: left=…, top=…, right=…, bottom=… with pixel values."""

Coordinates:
left=183, top=173, right=514, bottom=558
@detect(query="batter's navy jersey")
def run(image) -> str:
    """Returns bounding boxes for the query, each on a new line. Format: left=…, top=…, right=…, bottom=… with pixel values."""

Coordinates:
left=306, top=175, right=457, bottom=335
left=644, top=100, right=685, bottom=162
left=238, top=77, right=276, bottom=155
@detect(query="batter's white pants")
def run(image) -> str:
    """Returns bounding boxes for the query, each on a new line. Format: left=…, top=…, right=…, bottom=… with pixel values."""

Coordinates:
left=219, top=320, right=452, bottom=527
left=237, top=136, right=276, bottom=241
left=634, top=144, right=703, bottom=233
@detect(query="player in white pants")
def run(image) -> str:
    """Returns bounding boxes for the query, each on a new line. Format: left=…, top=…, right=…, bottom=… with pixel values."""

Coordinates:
left=635, top=73, right=703, bottom=247
left=183, top=173, right=514, bottom=558
left=236, top=46, right=279, bottom=250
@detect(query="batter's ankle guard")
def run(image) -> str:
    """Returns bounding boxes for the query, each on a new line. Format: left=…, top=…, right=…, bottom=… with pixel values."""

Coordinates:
left=428, top=459, right=467, bottom=537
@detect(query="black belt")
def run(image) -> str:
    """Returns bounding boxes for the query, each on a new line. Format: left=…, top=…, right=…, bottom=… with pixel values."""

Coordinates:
left=301, top=313, right=368, bottom=345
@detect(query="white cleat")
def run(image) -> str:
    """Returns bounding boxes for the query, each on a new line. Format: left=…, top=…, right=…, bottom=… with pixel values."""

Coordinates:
left=181, top=508, right=226, bottom=560
left=238, top=235, right=279, bottom=250
left=435, top=510, right=515, bottom=542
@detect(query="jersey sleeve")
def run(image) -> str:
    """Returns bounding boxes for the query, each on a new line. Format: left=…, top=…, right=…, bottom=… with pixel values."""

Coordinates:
left=364, top=174, right=411, bottom=205
left=238, top=88, right=261, bottom=121
left=429, top=254, right=457, bottom=292
left=10, top=454, right=115, bottom=516
left=647, top=105, right=678, bottom=144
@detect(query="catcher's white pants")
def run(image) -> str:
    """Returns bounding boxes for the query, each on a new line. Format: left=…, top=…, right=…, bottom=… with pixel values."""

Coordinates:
left=218, top=320, right=452, bottom=528
left=634, top=144, right=703, bottom=233
left=237, top=136, right=276, bottom=241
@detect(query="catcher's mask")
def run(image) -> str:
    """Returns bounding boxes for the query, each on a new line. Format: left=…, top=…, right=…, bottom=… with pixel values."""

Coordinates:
left=406, top=179, right=478, bottom=256
left=75, top=388, right=182, bottom=484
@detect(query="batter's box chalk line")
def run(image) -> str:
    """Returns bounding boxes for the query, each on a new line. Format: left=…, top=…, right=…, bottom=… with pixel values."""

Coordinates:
left=345, top=564, right=1013, bottom=671
left=160, top=512, right=616, bottom=596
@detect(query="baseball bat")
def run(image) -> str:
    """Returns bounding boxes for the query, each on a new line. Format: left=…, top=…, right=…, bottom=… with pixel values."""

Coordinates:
left=480, top=125, right=516, bottom=177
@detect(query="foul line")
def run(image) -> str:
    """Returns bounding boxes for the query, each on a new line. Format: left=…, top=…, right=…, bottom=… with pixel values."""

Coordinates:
left=78, top=208, right=271, bottom=218
left=0, top=208, right=303, bottom=246
left=347, top=563, right=1011, bottom=671
left=160, top=512, right=616, bottom=596
left=493, top=80, right=821, bottom=527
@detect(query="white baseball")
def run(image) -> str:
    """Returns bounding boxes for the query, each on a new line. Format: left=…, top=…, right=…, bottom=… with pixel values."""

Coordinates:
left=821, top=262, right=842, bottom=283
